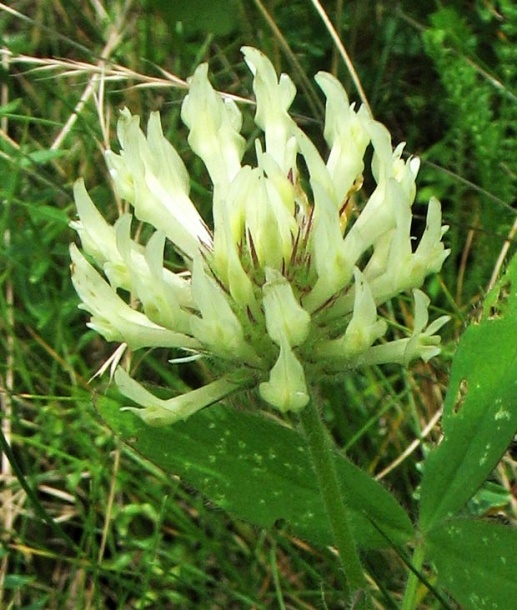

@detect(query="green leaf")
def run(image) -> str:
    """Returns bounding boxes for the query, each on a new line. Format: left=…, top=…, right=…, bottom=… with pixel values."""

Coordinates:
left=97, top=394, right=414, bottom=550
left=24, top=149, right=68, bottom=166
left=0, top=99, right=22, bottom=115
left=419, top=254, right=517, bottom=531
left=426, top=518, right=517, bottom=610
left=467, top=481, right=512, bottom=518
left=27, top=203, right=70, bottom=226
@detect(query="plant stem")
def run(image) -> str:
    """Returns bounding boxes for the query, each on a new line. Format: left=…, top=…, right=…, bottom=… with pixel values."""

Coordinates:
left=299, top=395, right=370, bottom=607
left=401, top=543, right=426, bottom=610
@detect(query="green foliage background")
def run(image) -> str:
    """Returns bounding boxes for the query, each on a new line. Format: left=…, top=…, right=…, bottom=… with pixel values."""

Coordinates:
left=1, top=1, right=516, bottom=608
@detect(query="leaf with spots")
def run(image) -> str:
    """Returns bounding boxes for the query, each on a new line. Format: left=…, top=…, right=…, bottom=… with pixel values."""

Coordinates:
left=425, top=518, right=517, bottom=610
left=97, top=395, right=413, bottom=550
left=419, top=254, right=517, bottom=531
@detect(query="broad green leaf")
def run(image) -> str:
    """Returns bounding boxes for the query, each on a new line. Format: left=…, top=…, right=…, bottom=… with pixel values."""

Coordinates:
left=426, top=518, right=517, bottom=610
left=98, top=395, right=414, bottom=550
left=419, top=254, right=517, bottom=531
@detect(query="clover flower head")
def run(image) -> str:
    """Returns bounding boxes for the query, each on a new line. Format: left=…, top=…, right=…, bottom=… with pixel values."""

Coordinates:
left=70, top=46, right=450, bottom=425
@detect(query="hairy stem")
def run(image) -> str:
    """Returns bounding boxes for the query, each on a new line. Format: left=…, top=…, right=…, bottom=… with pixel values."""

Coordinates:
left=299, top=396, right=371, bottom=607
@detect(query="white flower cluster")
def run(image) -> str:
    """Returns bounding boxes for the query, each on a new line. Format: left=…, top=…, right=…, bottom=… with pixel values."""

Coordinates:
left=70, top=47, right=449, bottom=425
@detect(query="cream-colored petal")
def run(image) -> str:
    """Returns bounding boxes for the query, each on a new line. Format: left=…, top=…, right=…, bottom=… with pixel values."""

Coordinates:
left=259, top=338, right=309, bottom=412
left=315, top=72, right=370, bottom=201
left=242, top=46, right=297, bottom=172
left=106, top=108, right=212, bottom=259
left=315, top=269, right=387, bottom=360
left=303, top=187, right=352, bottom=313
left=70, top=244, right=200, bottom=351
left=190, top=257, right=260, bottom=365
left=116, top=368, right=244, bottom=426
left=70, top=179, right=125, bottom=265
left=181, top=63, right=244, bottom=189
left=262, top=268, right=310, bottom=347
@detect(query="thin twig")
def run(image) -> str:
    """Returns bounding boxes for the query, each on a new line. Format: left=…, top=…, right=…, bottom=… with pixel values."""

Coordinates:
left=487, top=214, right=517, bottom=291
left=456, top=223, right=476, bottom=306
left=1, top=52, right=256, bottom=108
left=375, top=408, right=442, bottom=481
left=51, top=0, right=134, bottom=150
left=84, top=444, right=121, bottom=610
left=308, top=0, right=373, bottom=117
left=0, top=44, right=14, bottom=610
left=252, top=0, right=324, bottom=121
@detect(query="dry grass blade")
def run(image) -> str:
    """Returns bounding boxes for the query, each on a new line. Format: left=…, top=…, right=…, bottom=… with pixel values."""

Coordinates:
left=308, top=0, right=373, bottom=117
